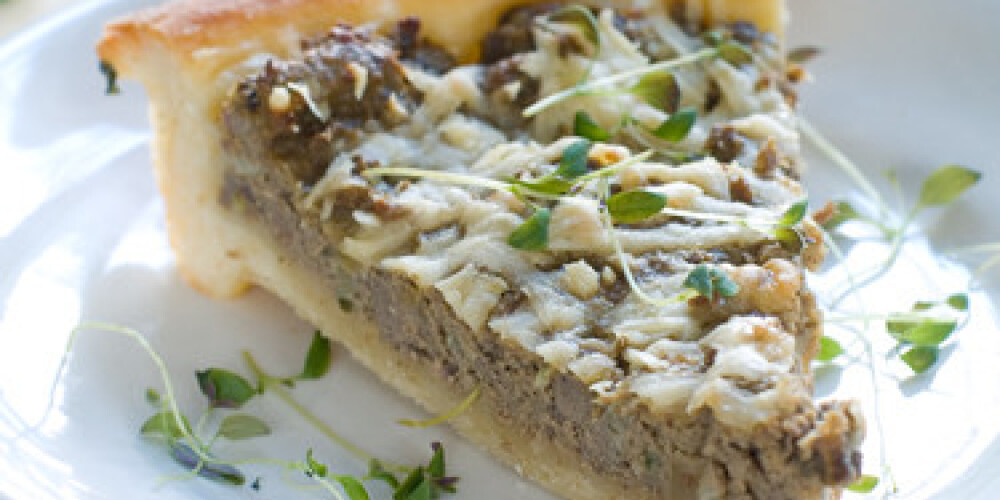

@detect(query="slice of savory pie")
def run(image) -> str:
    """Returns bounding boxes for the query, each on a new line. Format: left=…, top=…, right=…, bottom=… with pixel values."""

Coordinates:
left=99, top=1, right=864, bottom=498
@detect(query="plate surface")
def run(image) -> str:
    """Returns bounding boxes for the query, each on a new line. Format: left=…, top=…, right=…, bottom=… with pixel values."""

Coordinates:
left=1, top=1, right=998, bottom=499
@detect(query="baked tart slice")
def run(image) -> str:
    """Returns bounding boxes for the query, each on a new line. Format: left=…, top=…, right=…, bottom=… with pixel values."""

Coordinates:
left=98, top=1, right=864, bottom=498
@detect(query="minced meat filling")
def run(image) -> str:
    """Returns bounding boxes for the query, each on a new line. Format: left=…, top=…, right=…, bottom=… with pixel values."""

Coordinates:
left=218, top=3, right=862, bottom=498
left=224, top=24, right=422, bottom=186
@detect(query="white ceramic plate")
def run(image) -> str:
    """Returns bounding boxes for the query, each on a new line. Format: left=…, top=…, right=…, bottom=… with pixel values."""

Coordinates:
left=1, top=1, right=998, bottom=499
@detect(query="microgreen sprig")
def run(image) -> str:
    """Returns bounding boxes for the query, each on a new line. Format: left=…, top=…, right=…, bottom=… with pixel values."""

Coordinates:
left=364, top=148, right=806, bottom=253
left=54, top=324, right=462, bottom=499
left=823, top=164, right=980, bottom=308
left=523, top=47, right=717, bottom=117
left=823, top=293, right=969, bottom=374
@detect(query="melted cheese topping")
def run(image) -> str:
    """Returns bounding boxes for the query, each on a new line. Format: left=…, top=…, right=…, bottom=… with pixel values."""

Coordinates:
left=294, top=4, right=821, bottom=428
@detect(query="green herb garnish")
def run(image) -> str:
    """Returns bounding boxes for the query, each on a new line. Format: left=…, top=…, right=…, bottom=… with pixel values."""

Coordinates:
left=816, top=336, right=845, bottom=362
left=523, top=47, right=716, bottom=117
left=787, top=46, right=822, bottom=64
left=196, top=368, right=256, bottom=409
left=946, top=293, right=969, bottom=311
left=547, top=5, right=600, bottom=47
left=917, top=165, right=981, bottom=207
left=398, top=387, right=481, bottom=428
left=169, top=441, right=246, bottom=485
left=683, top=265, right=740, bottom=300
left=716, top=41, right=754, bottom=66
left=557, top=139, right=593, bottom=179
left=651, top=108, right=697, bottom=142
left=606, top=190, right=667, bottom=223
left=847, top=474, right=879, bottom=493
left=300, top=330, right=333, bottom=380
left=819, top=200, right=862, bottom=230
left=886, top=315, right=956, bottom=346
left=573, top=111, right=611, bottom=142
left=629, top=71, right=680, bottom=113
left=778, top=200, right=808, bottom=227
left=901, top=346, right=939, bottom=374
left=508, top=207, right=551, bottom=250
left=141, top=411, right=193, bottom=440
left=217, top=414, right=271, bottom=440
left=145, top=387, right=161, bottom=405
left=99, top=60, right=120, bottom=95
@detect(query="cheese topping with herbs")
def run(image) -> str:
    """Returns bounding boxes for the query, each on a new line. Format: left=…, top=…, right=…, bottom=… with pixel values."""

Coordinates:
left=271, top=3, right=821, bottom=429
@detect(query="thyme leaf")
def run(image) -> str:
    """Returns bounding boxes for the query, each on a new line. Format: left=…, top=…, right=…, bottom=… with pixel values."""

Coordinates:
left=629, top=71, right=680, bottom=113
left=846, top=474, right=879, bottom=493
left=573, top=111, right=611, bottom=142
left=787, top=46, right=822, bottom=64
left=946, top=293, right=969, bottom=311
left=918, top=165, right=981, bottom=207
left=557, top=139, right=593, bottom=179
left=816, top=336, right=845, bottom=362
left=901, top=346, right=938, bottom=374
left=548, top=5, right=600, bottom=47
left=508, top=176, right=574, bottom=196
left=508, top=208, right=551, bottom=250
left=886, top=316, right=956, bottom=346
left=169, top=442, right=245, bottom=486
left=778, top=200, right=809, bottom=227
left=98, top=60, right=120, bottom=95
left=716, top=41, right=754, bottom=66
left=683, top=265, right=740, bottom=300
left=196, top=368, right=256, bottom=409
left=305, top=448, right=329, bottom=477
left=366, top=460, right=401, bottom=489
left=300, top=330, right=332, bottom=380
left=651, top=108, right=697, bottom=142
left=145, top=387, right=161, bottom=405
left=141, top=411, right=192, bottom=440
left=217, top=414, right=271, bottom=440
left=606, top=190, right=667, bottom=223
left=333, top=475, right=371, bottom=500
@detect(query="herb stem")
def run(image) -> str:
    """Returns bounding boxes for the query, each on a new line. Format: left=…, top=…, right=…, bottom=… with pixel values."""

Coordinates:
left=523, top=48, right=716, bottom=117
left=973, top=253, right=1000, bottom=286
left=71, top=323, right=212, bottom=460
left=194, top=408, right=213, bottom=438
left=826, top=312, right=956, bottom=324
left=398, top=386, right=481, bottom=428
left=820, top=231, right=892, bottom=497
left=799, top=118, right=892, bottom=222
left=363, top=166, right=508, bottom=191
left=830, top=207, right=919, bottom=309
left=242, top=351, right=410, bottom=474
left=658, top=206, right=774, bottom=226
left=951, top=242, right=1000, bottom=254
left=599, top=179, right=689, bottom=307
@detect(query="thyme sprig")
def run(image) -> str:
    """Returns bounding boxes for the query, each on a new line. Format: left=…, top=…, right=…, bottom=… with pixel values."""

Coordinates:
left=56, top=324, right=461, bottom=499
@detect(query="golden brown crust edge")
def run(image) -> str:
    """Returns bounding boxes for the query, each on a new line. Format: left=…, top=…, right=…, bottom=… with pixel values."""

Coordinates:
left=98, top=0, right=785, bottom=76
left=96, top=0, right=787, bottom=299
